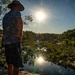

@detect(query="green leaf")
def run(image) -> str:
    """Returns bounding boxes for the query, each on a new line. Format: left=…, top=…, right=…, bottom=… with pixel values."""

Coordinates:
left=2, top=0, right=11, bottom=4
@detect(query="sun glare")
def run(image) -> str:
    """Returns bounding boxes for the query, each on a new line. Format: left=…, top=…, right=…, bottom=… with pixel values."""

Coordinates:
left=35, top=11, right=46, bottom=21
left=37, top=56, right=45, bottom=64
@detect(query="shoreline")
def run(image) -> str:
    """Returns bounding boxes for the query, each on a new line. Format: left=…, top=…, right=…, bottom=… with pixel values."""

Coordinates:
left=0, top=68, right=40, bottom=75
left=0, top=61, right=75, bottom=75
left=57, top=62, right=75, bottom=70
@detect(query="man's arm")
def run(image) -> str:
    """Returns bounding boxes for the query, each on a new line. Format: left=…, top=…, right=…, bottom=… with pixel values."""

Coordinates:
left=16, top=17, right=23, bottom=42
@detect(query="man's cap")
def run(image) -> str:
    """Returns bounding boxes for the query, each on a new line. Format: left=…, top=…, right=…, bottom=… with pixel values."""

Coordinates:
left=8, top=0, right=24, bottom=11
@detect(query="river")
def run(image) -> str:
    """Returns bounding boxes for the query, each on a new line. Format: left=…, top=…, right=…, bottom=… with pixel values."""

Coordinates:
left=23, top=61, right=75, bottom=75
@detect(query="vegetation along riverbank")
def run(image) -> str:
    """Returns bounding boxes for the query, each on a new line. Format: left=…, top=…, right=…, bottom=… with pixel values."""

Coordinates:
left=0, top=29, right=75, bottom=70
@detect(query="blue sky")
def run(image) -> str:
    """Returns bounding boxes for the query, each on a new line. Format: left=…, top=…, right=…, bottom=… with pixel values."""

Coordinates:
left=3, top=0, right=75, bottom=33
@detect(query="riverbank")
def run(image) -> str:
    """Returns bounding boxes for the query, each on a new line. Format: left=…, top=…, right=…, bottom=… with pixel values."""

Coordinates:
left=0, top=69, right=40, bottom=75
left=57, top=61, right=75, bottom=70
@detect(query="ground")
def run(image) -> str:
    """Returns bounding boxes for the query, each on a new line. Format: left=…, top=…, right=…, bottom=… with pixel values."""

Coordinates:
left=0, top=70, right=40, bottom=75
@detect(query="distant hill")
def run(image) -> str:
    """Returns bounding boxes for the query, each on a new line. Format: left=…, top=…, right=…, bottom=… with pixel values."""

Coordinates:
left=23, top=29, right=75, bottom=46
left=23, top=31, right=59, bottom=40
left=62, top=29, right=75, bottom=40
left=0, top=28, right=75, bottom=46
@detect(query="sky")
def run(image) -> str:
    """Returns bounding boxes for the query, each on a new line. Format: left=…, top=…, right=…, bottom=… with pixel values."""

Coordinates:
left=1, top=0, right=75, bottom=34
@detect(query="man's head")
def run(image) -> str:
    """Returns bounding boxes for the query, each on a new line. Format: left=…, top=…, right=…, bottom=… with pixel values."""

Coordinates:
left=8, top=0, right=24, bottom=11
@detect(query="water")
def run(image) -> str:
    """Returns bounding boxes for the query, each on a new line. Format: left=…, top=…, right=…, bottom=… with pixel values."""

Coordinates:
left=23, top=61, right=75, bottom=75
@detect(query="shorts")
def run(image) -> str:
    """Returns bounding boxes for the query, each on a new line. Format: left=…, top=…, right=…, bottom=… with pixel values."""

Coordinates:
left=4, top=43, right=23, bottom=68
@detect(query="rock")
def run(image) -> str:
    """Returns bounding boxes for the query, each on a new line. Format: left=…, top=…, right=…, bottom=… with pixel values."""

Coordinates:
left=20, top=70, right=40, bottom=75
left=0, top=69, right=40, bottom=75
left=0, top=70, right=3, bottom=75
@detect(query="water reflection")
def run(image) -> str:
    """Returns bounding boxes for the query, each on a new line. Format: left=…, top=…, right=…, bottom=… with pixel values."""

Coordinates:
left=23, top=61, right=75, bottom=75
left=35, top=56, right=45, bottom=65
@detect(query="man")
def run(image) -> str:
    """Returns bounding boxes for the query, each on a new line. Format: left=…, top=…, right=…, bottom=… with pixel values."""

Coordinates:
left=2, top=0, right=24, bottom=75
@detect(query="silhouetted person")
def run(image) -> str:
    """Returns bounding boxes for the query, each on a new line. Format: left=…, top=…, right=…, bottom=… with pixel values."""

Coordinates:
left=2, top=0, right=24, bottom=75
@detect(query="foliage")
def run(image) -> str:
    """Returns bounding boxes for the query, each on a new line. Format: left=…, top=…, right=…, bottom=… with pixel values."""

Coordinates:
left=0, top=0, right=11, bottom=13
left=0, top=28, right=75, bottom=68
left=23, top=15, right=33, bottom=27
left=0, top=0, right=75, bottom=69
left=2, top=0, right=11, bottom=4
left=22, top=28, right=75, bottom=66
left=0, top=0, right=33, bottom=26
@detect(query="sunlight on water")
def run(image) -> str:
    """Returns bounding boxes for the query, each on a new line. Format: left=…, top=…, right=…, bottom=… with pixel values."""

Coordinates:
left=35, top=56, right=45, bottom=65
left=24, top=61, right=75, bottom=75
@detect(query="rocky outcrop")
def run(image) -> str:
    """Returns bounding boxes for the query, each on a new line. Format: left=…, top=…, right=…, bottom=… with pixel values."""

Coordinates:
left=20, top=70, right=39, bottom=75
left=0, top=69, right=40, bottom=75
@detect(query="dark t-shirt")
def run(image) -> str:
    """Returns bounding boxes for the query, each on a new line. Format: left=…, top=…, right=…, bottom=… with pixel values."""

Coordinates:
left=2, top=10, right=23, bottom=44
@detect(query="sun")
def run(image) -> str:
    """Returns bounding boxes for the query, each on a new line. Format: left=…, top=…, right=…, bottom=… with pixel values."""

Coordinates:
left=35, top=11, right=46, bottom=21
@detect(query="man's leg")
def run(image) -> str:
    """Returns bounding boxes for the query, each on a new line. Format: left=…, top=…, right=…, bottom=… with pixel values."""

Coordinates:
left=13, top=66, right=19, bottom=75
left=8, top=64, right=13, bottom=75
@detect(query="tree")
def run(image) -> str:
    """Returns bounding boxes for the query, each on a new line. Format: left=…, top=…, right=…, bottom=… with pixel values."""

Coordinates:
left=0, top=0, right=11, bottom=27
left=0, top=0, right=33, bottom=27
left=0, top=0, right=34, bottom=66
left=0, top=0, right=11, bottom=14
